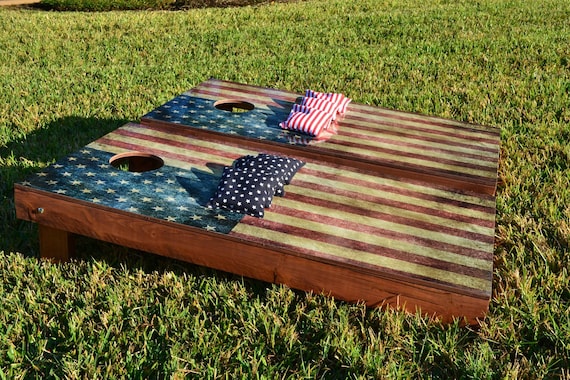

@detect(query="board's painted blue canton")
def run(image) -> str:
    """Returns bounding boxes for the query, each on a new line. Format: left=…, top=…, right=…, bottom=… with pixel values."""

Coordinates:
left=19, top=147, right=243, bottom=234
left=142, top=94, right=317, bottom=146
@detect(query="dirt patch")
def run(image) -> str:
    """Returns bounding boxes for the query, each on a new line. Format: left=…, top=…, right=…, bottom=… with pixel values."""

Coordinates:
left=0, top=0, right=41, bottom=6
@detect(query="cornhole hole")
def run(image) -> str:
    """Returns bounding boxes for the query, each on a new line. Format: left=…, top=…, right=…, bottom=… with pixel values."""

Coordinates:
left=14, top=80, right=500, bottom=324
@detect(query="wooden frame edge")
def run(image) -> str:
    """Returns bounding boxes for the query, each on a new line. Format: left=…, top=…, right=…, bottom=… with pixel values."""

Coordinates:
left=15, top=185, right=489, bottom=324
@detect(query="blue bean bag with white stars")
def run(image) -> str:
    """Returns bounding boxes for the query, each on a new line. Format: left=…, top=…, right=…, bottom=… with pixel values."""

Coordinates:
left=208, top=154, right=305, bottom=217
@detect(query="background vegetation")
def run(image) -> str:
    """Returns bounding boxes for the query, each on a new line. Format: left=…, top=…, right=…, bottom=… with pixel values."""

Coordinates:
left=38, top=0, right=278, bottom=11
left=1, top=0, right=569, bottom=378
left=39, top=0, right=175, bottom=11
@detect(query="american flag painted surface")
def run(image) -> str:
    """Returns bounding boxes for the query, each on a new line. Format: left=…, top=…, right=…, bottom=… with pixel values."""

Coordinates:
left=20, top=121, right=495, bottom=299
left=142, top=79, right=500, bottom=194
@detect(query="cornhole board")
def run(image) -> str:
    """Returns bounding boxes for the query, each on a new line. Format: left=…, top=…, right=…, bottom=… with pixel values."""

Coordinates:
left=142, top=79, right=500, bottom=195
left=14, top=80, right=499, bottom=324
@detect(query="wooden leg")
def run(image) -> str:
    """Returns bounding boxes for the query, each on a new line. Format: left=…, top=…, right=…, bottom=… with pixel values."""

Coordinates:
left=38, top=225, right=74, bottom=262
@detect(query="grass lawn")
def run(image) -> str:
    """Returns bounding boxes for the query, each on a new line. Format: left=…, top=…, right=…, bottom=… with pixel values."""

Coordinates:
left=1, top=0, right=569, bottom=377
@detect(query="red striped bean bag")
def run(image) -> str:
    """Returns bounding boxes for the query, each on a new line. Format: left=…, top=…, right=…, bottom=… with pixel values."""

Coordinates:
left=305, top=89, right=351, bottom=114
left=279, top=104, right=335, bottom=137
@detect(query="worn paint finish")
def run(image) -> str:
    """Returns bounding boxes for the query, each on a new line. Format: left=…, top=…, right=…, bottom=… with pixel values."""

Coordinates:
left=18, top=120, right=495, bottom=298
left=142, top=79, right=500, bottom=193
left=19, top=142, right=244, bottom=234
left=16, top=80, right=500, bottom=317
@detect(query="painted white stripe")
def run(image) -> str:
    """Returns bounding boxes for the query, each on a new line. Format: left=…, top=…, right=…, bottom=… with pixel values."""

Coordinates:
left=333, top=124, right=499, bottom=159
left=329, top=132, right=498, bottom=168
left=232, top=222, right=492, bottom=291
left=293, top=171, right=496, bottom=222
left=260, top=207, right=493, bottom=271
left=307, top=162, right=496, bottom=209
left=278, top=191, right=492, bottom=252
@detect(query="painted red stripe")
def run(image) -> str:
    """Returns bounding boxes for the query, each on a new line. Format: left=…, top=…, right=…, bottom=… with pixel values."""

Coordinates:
left=341, top=119, right=498, bottom=154
left=299, top=166, right=495, bottom=214
left=201, top=78, right=300, bottom=97
left=230, top=221, right=491, bottom=296
left=293, top=178, right=495, bottom=229
left=341, top=115, right=499, bottom=147
left=322, top=135, right=497, bottom=174
left=196, top=80, right=298, bottom=104
left=271, top=202, right=491, bottom=260
left=338, top=126, right=498, bottom=160
left=96, top=137, right=230, bottom=169
left=197, top=79, right=499, bottom=142
left=241, top=208, right=491, bottom=277
left=112, top=128, right=238, bottom=161
left=191, top=87, right=291, bottom=110
left=284, top=191, right=494, bottom=245
left=345, top=109, right=499, bottom=142
left=312, top=144, right=495, bottom=183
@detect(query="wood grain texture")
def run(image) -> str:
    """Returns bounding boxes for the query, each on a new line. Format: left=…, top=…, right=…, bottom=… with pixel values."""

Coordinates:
left=84, top=123, right=495, bottom=298
left=13, top=80, right=500, bottom=324
left=141, top=79, right=500, bottom=194
left=38, top=225, right=74, bottom=262
left=14, top=184, right=489, bottom=324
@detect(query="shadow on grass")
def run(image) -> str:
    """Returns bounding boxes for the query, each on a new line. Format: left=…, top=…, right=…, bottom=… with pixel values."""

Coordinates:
left=0, top=115, right=417, bottom=378
left=25, top=0, right=294, bottom=12
left=0, top=116, right=128, bottom=257
left=0, top=114, right=276, bottom=299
